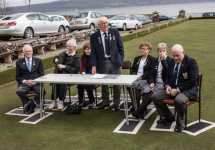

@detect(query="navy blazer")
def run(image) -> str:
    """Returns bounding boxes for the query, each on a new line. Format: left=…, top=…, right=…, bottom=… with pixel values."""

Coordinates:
left=90, top=28, right=124, bottom=73
left=167, top=55, right=199, bottom=99
left=16, top=57, right=44, bottom=85
left=130, top=55, right=156, bottom=84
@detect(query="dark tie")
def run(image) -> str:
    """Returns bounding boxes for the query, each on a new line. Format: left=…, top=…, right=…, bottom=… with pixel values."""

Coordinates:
left=104, top=32, right=110, bottom=56
left=173, top=63, right=179, bottom=86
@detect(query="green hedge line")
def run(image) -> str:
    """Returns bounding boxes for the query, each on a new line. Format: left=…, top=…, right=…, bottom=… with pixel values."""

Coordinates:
left=0, top=19, right=187, bottom=85
left=122, top=19, right=187, bottom=42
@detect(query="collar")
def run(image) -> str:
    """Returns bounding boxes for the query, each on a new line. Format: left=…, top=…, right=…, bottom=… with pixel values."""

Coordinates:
left=66, top=51, right=76, bottom=56
left=100, top=29, right=109, bottom=36
left=25, top=57, right=32, bottom=62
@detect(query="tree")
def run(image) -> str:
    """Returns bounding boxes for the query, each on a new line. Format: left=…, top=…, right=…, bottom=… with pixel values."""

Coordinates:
left=0, top=0, right=7, bottom=16
left=25, top=0, right=31, bottom=11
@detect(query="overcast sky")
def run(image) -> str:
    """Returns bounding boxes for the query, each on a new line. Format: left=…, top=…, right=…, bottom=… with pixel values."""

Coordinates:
left=6, top=0, right=59, bottom=7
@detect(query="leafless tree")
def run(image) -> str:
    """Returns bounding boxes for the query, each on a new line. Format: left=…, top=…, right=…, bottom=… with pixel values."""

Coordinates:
left=25, top=0, right=31, bottom=11
left=0, top=0, right=7, bottom=16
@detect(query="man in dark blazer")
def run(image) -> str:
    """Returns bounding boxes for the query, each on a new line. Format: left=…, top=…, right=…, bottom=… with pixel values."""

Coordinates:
left=152, top=44, right=199, bottom=132
left=90, top=17, right=124, bottom=111
left=16, top=45, right=44, bottom=113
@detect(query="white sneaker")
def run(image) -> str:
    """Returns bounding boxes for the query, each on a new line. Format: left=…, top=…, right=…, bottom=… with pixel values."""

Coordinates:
left=48, top=101, right=56, bottom=109
left=57, top=100, right=64, bottom=110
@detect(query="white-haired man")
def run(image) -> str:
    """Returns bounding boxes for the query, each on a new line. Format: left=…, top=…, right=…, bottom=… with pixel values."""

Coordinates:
left=16, top=45, right=44, bottom=114
left=90, top=17, right=124, bottom=111
left=152, top=44, right=199, bottom=132
left=50, top=39, right=80, bottom=109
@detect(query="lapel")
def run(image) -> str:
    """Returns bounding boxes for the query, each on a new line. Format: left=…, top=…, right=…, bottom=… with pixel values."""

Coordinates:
left=108, top=28, right=114, bottom=50
left=136, top=56, right=142, bottom=68
left=180, top=55, right=188, bottom=74
left=31, top=57, right=36, bottom=72
left=21, top=58, right=28, bottom=71
left=144, top=55, right=150, bottom=69
left=97, top=30, right=104, bottom=51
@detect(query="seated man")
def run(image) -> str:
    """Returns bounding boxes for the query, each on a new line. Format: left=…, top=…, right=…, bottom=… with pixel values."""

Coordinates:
left=50, top=39, right=80, bottom=109
left=16, top=45, right=44, bottom=114
left=128, top=42, right=156, bottom=115
left=132, top=42, right=172, bottom=119
left=152, top=44, right=199, bottom=132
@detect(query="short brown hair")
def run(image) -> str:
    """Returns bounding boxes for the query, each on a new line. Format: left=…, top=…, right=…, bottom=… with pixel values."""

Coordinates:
left=139, top=42, right=152, bottom=50
left=82, top=41, right=91, bottom=50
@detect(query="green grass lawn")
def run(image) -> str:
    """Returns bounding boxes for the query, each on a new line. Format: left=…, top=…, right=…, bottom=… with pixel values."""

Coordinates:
left=0, top=19, right=215, bottom=150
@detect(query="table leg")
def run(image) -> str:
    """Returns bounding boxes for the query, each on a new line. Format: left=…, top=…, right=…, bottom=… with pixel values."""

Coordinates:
left=123, top=85, right=129, bottom=125
left=131, top=87, right=138, bottom=111
left=39, top=83, right=44, bottom=118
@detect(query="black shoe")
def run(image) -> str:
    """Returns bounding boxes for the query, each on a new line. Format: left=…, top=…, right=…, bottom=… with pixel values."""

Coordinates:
left=166, top=116, right=175, bottom=123
left=23, top=101, right=31, bottom=114
left=97, top=103, right=109, bottom=110
left=23, top=101, right=35, bottom=114
left=132, top=111, right=145, bottom=119
left=157, top=117, right=174, bottom=125
left=110, top=104, right=119, bottom=112
left=174, top=126, right=184, bottom=133
left=130, top=107, right=135, bottom=113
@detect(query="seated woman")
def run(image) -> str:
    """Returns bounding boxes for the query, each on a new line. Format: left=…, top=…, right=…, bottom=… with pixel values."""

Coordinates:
left=132, top=42, right=172, bottom=119
left=128, top=42, right=156, bottom=116
left=77, top=41, right=95, bottom=108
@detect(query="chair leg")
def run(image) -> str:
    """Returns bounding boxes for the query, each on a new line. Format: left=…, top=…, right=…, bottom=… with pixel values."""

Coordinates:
left=95, top=87, right=98, bottom=106
left=68, top=86, right=72, bottom=103
left=185, top=107, right=188, bottom=128
left=199, top=100, right=201, bottom=123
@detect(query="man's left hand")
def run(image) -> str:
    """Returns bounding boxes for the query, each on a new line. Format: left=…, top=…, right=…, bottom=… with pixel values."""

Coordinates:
left=170, top=89, right=178, bottom=97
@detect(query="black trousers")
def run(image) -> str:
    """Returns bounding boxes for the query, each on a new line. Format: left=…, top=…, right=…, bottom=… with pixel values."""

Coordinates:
left=16, top=84, right=40, bottom=106
left=77, top=85, right=95, bottom=104
left=55, top=84, right=67, bottom=101
left=98, top=60, right=121, bottom=106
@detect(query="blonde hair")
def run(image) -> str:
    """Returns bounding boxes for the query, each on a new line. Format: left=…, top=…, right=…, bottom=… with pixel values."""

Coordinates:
left=158, top=42, right=167, bottom=49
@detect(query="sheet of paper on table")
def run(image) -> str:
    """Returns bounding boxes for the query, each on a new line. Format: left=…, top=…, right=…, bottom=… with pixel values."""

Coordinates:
left=90, top=74, right=106, bottom=79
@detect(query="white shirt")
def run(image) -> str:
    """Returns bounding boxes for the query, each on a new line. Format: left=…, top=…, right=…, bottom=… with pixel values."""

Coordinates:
left=66, top=51, right=76, bottom=56
left=100, top=31, right=111, bottom=58
left=137, top=57, right=147, bottom=76
left=156, top=59, right=164, bottom=84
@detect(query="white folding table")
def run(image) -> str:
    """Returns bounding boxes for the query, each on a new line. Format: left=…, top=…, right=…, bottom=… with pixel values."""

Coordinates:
left=34, top=74, right=141, bottom=124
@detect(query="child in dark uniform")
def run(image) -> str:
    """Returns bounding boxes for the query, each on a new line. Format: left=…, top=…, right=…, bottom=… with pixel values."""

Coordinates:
left=78, top=42, right=95, bottom=107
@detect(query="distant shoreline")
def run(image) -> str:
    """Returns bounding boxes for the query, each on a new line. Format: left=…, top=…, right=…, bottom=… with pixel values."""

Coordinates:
left=6, top=1, right=215, bottom=17
left=48, top=2, right=215, bottom=17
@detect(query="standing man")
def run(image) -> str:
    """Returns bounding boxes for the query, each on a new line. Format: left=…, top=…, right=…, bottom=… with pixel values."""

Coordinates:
left=16, top=45, right=44, bottom=114
left=152, top=44, right=199, bottom=132
left=90, top=17, right=124, bottom=111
